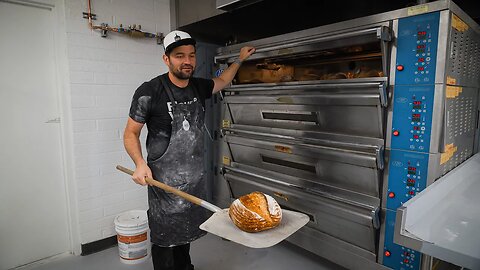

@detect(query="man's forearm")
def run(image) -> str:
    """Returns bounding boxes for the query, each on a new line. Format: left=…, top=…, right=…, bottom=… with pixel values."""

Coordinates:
left=124, top=133, right=146, bottom=166
left=213, top=46, right=255, bottom=93
left=213, top=62, right=241, bottom=93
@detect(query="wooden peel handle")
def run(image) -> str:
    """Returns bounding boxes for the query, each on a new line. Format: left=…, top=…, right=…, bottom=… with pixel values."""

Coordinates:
left=116, top=165, right=203, bottom=206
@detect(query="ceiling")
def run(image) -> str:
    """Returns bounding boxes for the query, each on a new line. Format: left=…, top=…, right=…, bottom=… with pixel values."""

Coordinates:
left=178, top=0, right=480, bottom=46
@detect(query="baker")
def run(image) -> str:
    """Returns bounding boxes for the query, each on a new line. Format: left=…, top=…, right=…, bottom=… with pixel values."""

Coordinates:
left=122, top=30, right=254, bottom=270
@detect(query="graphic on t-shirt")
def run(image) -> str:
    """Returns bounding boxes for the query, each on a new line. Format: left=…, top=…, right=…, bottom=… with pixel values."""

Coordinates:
left=166, top=97, right=198, bottom=121
left=167, top=101, right=173, bottom=120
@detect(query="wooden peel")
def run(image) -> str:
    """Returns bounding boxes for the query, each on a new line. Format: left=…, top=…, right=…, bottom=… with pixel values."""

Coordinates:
left=116, top=165, right=221, bottom=213
left=116, top=165, right=309, bottom=248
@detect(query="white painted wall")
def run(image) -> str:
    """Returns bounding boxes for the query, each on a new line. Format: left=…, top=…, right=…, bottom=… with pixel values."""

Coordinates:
left=63, top=0, right=170, bottom=245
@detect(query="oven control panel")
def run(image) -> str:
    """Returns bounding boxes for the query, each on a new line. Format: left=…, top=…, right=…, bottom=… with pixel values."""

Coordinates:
left=390, top=85, right=434, bottom=153
left=385, top=151, right=429, bottom=210
left=394, top=12, right=439, bottom=85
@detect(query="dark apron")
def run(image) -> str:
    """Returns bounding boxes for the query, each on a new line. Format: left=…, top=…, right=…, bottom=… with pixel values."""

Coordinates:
left=147, top=74, right=210, bottom=247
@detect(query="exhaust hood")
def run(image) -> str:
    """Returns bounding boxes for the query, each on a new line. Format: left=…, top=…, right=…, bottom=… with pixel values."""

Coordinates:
left=216, top=0, right=263, bottom=11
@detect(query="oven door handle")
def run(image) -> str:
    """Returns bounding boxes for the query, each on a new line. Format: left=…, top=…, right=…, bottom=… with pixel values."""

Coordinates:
left=225, top=79, right=387, bottom=91
left=224, top=126, right=382, bottom=154
left=376, top=146, right=385, bottom=170
left=215, top=26, right=391, bottom=63
left=223, top=164, right=378, bottom=212
left=371, top=208, right=380, bottom=229
left=379, top=82, right=388, bottom=107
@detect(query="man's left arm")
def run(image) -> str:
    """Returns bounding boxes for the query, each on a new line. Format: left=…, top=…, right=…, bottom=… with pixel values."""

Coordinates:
left=212, top=46, right=255, bottom=94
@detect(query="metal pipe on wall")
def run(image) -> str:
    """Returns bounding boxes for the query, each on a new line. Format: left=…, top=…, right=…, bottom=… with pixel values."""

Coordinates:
left=85, top=0, right=163, bottom=42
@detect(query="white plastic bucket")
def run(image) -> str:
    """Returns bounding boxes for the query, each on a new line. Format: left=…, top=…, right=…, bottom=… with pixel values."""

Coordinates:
left=114, top=210, right=150, bottom=264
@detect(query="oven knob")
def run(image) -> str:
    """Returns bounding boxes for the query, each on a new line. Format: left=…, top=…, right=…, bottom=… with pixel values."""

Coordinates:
left=388, top=192, right=395, bottom=198
left=384, top=250, right=391, bottom=257
left=393, top=130, right=400, bottom=136
left=397, top=65, right=404, bottom=71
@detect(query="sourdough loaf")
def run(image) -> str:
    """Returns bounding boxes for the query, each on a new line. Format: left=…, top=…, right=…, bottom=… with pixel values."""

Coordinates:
left=228, top=192, right=282, bottom=233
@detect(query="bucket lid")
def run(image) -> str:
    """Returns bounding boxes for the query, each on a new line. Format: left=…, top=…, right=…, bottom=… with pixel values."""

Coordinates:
left=114, top=210, right=148, bottom=228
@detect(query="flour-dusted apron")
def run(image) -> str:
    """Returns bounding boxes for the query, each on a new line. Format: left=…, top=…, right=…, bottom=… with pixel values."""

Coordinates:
left=147, top=74, right=210, bottom=247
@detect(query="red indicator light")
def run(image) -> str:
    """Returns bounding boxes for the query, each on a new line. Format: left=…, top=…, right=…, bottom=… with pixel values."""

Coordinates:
left=393, top=130, right=400, bottom=136
left=388, top=192, right=395, bottom=198
left=413, top=135, right=419, bottom=139
left=404, top=259, right=410, bottom=263
left=409, top=191, right=415, bottom=195
left=385, top=251, right=391, bottom=257
left=397, top=65, right=404, bottom=71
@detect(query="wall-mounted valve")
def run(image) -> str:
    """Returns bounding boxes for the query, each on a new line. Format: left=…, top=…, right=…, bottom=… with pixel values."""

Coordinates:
left=100, top=23, right=108, bottom=38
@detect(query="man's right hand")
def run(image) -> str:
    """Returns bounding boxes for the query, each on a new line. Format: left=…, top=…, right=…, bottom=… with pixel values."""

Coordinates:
left=132, top=162, right=152, bottom=186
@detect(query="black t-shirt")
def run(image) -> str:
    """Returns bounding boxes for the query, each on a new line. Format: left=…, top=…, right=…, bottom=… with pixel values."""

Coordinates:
left=129, top=73, right=214, bottom=161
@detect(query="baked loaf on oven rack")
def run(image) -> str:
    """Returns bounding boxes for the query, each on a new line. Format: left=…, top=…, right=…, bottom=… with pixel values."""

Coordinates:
left=228, top=191, right=282, bottom=233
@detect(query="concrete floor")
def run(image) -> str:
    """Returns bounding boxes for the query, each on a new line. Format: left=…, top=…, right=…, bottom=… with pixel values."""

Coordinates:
left=21, top=234, right=346, bottom=270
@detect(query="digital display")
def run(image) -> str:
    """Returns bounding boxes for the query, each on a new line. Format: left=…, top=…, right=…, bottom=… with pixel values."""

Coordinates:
left=408, top=166, right=417, bottom=175
left=413, top=101, right=422, bottom=109
left=416, top=44, right=426, bottom=54
left=407, top=182, right=415, bottom=187
left=413, top=126, right=421, bottom=130
left=417, top=31, right=427, bottom=40
left=413, top=135, right=420, bottom=139
left=412, top=113, right=421, bottom=122
left=418, top=57, right=425, bottom=62
left=407, top=179, right=415, bottom=183
left=409, top=191, right=415, bottom=195
left=418, top=67, right=425, bottom=71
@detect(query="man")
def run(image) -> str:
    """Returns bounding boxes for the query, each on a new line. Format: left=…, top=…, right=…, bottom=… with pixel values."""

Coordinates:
left=123, top=30, right=255, bottom=270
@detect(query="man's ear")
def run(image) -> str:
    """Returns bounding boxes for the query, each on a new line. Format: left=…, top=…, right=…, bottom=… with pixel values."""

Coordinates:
left=163, top=54, right=169, bottom=65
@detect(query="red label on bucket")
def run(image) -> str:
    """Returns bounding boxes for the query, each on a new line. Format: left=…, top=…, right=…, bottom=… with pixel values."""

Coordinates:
left=117, top=232, right=147, bottom=244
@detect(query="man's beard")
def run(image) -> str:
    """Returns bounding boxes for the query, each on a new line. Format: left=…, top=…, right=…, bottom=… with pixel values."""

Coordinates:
left=170, top=64, right=194, bottom=80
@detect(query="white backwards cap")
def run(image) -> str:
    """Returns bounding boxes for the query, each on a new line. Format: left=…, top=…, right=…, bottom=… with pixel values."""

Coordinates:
left=163, top=30, right=196, bottom=53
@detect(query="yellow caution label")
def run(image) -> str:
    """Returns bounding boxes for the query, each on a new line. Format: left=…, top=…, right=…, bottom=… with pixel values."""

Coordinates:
left=222, top=156, right=231, bottom=166
left=440, top=144, right=458, bottom=165
left=446, top=76, right=457, bottom=85
left=274, top=145, right=292, bottom=154
left=446, top=85, right=463, bottom=98
left=278, top=48, right=294, bottom=55
left=222, top=119, right=231, bottom=128
left=407, top=5, right=428, bottom=16
left=452, top=14, right=469, bottom=32
left=277, top=97, right=294, bottom=104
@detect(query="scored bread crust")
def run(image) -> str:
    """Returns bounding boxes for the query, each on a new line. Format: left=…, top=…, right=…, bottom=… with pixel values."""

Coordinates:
left=228, top=192, right=282, bottom=233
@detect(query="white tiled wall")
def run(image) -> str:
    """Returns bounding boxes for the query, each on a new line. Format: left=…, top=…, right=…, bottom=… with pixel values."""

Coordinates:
left=63, top=0, right=170, bottom=244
